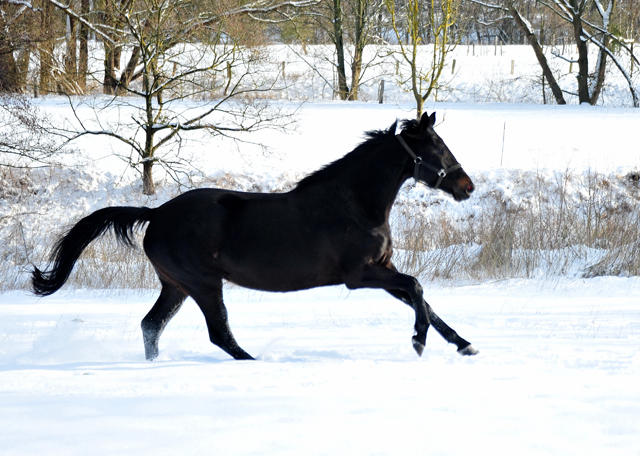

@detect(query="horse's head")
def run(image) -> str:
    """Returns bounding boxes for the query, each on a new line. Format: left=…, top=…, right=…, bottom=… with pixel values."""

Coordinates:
left=397, top=112, right=474, bottom=202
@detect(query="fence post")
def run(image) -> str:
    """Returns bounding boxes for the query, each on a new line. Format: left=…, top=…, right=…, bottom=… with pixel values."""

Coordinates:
left=378, top=80, right=384, bottom=104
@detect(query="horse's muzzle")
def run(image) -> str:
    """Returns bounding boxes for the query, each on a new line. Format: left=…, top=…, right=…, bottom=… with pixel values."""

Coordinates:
left=453, top=179, right=475, bottom=201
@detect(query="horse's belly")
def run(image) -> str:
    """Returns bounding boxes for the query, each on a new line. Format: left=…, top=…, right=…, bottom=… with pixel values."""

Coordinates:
left=224, top=265, right=342, bottom=292
left=219, top=241, right=342, bottom=292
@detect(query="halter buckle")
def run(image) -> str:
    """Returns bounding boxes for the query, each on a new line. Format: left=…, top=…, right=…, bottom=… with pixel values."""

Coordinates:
left=437, top=169, right=446, bottom=178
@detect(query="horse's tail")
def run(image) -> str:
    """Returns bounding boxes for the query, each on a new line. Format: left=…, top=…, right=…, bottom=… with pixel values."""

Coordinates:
left=31, top=206, right=154, bottom=296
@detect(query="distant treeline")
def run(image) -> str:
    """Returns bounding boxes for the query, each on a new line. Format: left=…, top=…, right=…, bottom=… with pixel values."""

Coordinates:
left=0, top=1, right=638, bottom=98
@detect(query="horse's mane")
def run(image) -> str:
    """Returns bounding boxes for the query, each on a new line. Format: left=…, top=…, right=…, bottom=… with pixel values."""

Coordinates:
left=296, top=120, right=400, bottom=189
left=399, top=118, right=421, bottom=135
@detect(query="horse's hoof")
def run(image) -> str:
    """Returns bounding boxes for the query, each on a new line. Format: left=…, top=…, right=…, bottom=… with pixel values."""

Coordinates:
left=457, top=344, right=479, bottom=356
left=412, top=338, right=425, bottom=357
left=144, top=346, right=159, bottom=361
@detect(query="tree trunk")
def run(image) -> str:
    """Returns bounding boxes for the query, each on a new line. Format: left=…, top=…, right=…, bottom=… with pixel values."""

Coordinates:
left=65, top=12, right=79, bottom=92
left=349, top=0, right=368, bottom=101
left=103, top=45, right=118, bottom=94
left=589, top=0, right=616, bottom=105
left=350, top=50, right=363, bottom=101
left=39, top=1, right=55, bottom=94
left=349, top=0, right=369, bottom=100
left=102, top=0, right=118, bottom=94
left=415, top=94, right=424, bottom=120
left=412, top=61, right=423, bottom=119
left=332, top=0, right=350, bottom=100
left=142, top=126, right=155, bottom=195
left=0, top=13, right=21, bottom=92
left=590, top=36, right=609, bottom=105
left=570, top=8, right=591, bottom=104
left=16, top=49, right=31, bottom=89
left=117, top=46, right=141, bottom=94
left=0, top=51, right=20, bottom=92
left=142, top=160, right=155, bottom=195
left=141, top=70, right=156, bottom=195
left=511, top=6, right=566, bottom=105
left=78, top=0, right=90, bottom=92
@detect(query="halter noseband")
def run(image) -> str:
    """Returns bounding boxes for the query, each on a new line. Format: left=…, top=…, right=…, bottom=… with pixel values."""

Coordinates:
left=396, top=134, right=461, bottom=189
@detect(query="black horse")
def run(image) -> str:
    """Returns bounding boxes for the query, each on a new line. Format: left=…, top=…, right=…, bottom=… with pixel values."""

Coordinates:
left=32, top=112, right=478, bottom=361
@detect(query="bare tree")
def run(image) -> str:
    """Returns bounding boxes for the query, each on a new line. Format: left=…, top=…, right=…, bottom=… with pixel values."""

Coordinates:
left=386, top=0, right=461, bottom=118
left=539, top=0, right=638, bottom=106
left=470, top=0, right=567, bottom=104
left=57, top=0, right=308, bottom=194
left=348, top=0, right=378, bottom=100
left=77, top=0, right=90, bottom=92
left=291, top=0, right=382, bottom=100
left=470, top=0, right=639, bottom=106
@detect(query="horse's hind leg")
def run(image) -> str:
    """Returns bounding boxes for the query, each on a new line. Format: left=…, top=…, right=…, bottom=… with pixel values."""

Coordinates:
left=188, top=280, right=254, bottom=361
left=386, top=289, right=478, bottom=356
left=141, top=280, right=187, bottom=361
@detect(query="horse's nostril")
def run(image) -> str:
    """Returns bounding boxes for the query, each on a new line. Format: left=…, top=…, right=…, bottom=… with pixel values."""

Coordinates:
left=466, top=184, right=475, bottom=194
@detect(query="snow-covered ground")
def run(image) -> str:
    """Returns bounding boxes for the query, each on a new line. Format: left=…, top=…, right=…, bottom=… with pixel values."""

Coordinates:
left=1, top=279, right=639, bottom=455
left=2, top=58, right=640, bottom=454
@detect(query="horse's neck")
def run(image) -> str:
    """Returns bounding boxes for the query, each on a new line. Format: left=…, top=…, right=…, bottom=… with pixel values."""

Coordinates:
left=344, top=147, right=409, bottom=225
left=294, top=140, right=410, bottom=225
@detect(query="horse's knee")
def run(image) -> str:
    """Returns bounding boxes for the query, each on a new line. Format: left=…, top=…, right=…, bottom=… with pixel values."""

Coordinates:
left=141, top=315, right=162, bottom=337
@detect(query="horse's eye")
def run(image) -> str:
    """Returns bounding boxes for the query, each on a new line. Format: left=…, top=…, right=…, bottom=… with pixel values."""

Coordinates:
left=437, top=150, right=444, bottom=156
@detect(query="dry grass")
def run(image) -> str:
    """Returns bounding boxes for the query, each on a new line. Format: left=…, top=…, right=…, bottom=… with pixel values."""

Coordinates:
left=393, top=168, right=640, bottom=282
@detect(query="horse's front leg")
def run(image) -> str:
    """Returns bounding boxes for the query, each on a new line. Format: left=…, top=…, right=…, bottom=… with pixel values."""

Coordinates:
left=386, top=289, right=478, bottom=356
left=343, top=265, right=430, bottom=356
left=384, top=263, right=478, bottom=356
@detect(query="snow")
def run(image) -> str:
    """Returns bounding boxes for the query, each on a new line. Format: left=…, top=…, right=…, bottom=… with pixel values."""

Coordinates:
left=2, top=45, right=640, bottom=454
left=1, top=279, right=639, bottom=455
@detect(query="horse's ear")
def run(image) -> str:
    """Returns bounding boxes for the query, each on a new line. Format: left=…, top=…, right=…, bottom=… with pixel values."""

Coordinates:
left=389, top=120, right=398, bottom=135
left=420, top=112, right=436, bottom=130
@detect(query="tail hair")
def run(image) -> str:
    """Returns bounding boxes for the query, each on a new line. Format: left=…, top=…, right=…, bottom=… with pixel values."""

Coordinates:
left=32, top=206, right=153, bottom=296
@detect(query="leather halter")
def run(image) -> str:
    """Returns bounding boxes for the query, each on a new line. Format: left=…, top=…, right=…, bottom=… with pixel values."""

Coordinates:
left=396, top=134, right=461, bottom=189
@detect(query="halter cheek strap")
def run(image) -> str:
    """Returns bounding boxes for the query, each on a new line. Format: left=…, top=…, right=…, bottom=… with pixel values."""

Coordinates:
left=396, top=134, right=461, bottom=189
